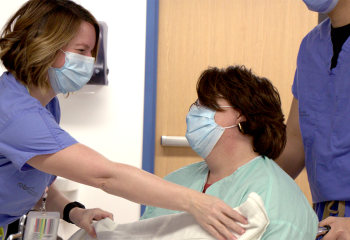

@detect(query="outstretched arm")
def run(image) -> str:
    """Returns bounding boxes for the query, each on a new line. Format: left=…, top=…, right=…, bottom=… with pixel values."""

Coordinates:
left=27, top=144, right=247, bottom=240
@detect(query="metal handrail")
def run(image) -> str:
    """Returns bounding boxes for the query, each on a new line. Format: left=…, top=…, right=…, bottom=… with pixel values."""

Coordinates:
left=6, top=215, right=26, bottom=240
left=161, top=136, right=190, bottom=147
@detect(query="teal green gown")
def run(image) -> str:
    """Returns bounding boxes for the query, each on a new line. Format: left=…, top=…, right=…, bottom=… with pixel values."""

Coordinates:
left=141, top=156, right=318, bottom=239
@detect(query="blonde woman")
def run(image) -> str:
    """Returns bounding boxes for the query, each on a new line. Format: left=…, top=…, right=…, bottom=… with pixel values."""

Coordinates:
left=0, top=1, right=247, bottom=240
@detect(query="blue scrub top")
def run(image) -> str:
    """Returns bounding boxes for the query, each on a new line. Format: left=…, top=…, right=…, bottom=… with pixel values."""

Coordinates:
left=0, top=72, right=78, bottom=228
left=293, top=18, right=350, bottom=203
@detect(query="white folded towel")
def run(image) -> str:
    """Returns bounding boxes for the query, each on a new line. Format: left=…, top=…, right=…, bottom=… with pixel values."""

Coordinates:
left=68, top=192, right=269, bottom=240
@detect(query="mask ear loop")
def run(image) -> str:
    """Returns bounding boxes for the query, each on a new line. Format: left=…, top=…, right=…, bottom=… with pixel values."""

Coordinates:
left=217, top=106, right=237, bottom=129
left=223, top=124, right=237, bottom=129
left=219, top=106, right=241, bottom=129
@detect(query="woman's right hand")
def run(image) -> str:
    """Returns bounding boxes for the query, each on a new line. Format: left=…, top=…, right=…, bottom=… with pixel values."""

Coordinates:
left=69, top=207, right=113, bottom=239
left=188, top=192, right=247, bottom=240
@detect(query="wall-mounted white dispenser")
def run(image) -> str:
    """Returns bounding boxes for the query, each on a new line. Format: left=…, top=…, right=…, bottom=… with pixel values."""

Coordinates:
left=87, top=21, right=109, bottom=86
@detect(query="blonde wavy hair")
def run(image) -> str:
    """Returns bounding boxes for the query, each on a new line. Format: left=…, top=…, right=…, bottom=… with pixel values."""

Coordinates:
left=0, top=0, right=99, bottom=92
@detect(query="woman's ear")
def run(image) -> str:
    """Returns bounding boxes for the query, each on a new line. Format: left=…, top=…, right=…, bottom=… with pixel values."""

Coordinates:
left=237, top=115, right=246, bottom=122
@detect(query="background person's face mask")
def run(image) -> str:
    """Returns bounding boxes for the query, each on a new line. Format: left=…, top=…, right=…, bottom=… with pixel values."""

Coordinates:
left=302, top=0, right=338, bottom=13
left=49, top=50, right=95, bottom=94
left=185, top=103, right=237, bottom=159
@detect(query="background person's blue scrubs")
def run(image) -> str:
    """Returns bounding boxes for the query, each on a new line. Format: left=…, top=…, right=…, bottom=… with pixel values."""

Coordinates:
left=293, top=17, right=350, bottom=238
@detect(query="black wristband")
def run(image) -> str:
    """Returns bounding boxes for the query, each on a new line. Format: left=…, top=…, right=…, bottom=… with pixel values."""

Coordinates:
left=63, top=201, right=86, bottom=224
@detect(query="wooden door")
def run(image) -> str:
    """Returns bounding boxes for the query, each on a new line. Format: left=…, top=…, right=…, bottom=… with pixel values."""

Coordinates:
left=155, top=0, right=318, bottom=205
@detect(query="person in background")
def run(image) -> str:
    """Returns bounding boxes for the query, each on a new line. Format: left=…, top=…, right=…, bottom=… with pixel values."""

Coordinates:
left=275, top=0, right=350, bottom=239
left=0, top=1, right=248, bottom=240
left=140, top=66, right=319, bottom=239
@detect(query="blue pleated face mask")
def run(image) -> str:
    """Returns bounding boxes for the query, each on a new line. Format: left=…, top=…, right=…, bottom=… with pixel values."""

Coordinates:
left=302, top=0, right=338, bottom=13
left=48, top=50, right=95, bottom=94
left=185, top=102, right=237, bottom=159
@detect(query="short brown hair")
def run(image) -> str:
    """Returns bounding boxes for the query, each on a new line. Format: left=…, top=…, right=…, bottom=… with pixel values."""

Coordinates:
left=0, top=0, right=99, bottom=92
left=196, top=66, right=286, bottom=159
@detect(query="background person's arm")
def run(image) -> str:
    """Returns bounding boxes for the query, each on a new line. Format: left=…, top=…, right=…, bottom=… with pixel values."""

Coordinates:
left=275, top=97, right=305, bottom=179
left=27, top=144, right=247, bottom=240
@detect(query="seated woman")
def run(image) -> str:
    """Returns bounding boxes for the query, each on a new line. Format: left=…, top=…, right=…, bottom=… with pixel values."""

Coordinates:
left=141, top=66, right=318, bottom=239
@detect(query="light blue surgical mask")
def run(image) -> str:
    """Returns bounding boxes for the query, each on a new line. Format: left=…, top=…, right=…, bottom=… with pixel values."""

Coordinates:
left=185, top=103, right=237, bottom=159
left=48, top=50, right=95, bottom=94
left=302, top=0, right=338, bottom=13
